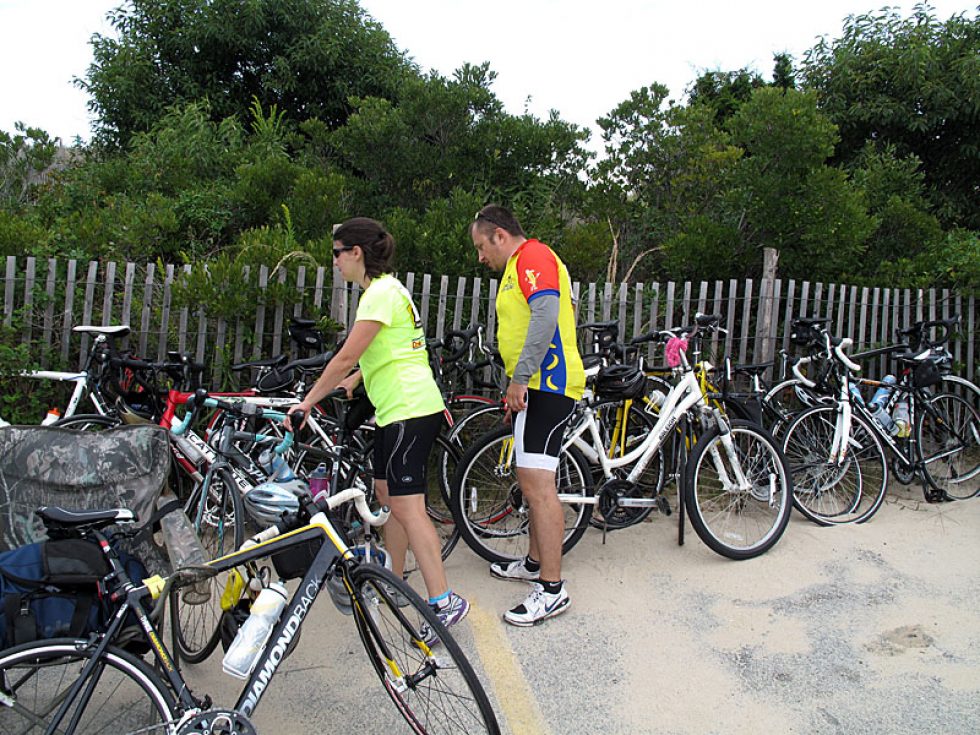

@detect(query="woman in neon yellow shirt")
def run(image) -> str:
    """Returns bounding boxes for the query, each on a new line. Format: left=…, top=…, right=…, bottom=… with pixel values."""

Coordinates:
left=288, top=217, right=467, bottom=643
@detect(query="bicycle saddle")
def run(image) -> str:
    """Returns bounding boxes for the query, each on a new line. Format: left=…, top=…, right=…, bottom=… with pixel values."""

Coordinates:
left=36, top=506, right=136, bottom=532
left=73, top=325, right=131, bottom=337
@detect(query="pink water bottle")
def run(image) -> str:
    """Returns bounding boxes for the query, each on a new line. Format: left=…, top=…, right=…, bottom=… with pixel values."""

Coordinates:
left=309, top=462, right=330, bottom=502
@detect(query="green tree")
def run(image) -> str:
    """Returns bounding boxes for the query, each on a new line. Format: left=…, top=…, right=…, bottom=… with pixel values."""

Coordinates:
left=726, top=87, right=874, bottom=280
left=849, top=142, right=944, bottom=283
left=330, top=63, right=590, bottom=213
left=687, top=68, right=765, bottom=126
left=80, top=0, right=415, bottom=147
left=0, top=123, right=60, bottom=209
left=594, top=84, right=742, bottom=281
left=800, top=4, right=980, bottom=229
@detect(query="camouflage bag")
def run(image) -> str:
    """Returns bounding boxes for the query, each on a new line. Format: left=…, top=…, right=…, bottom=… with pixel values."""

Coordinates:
left=0, top=425, right=172, bottom=575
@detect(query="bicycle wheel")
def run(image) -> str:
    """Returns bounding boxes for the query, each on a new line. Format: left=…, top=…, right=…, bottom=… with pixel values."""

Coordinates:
left=347, top=563, right=499, bottom=735
left=172, top=470, right=244, bottom=663
left=781, top=405, right=888, bottom=524
left=939, top=374, right=980, bottom=414
left=684, top=421, right=792, bottom=559
left=357, top=436, right=459, bottom=563
left=763, top=379, right=827, bottom=438
left=428, top=434, right=461, bottom=559
left=917, top=391, right=980, bottom=500
left=450, top=426, right=593, bottom=564
left=51, top=413, right=121, bottom=430
left=0, top=638, right=176, bottom=734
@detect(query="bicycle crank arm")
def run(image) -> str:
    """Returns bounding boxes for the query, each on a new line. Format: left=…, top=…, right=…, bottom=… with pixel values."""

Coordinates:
left=614, top=497, right=660, bottom=508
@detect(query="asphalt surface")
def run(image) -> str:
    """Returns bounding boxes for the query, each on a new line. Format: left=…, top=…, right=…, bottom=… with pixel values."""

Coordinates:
left=184, top=482, right=980, bottom=734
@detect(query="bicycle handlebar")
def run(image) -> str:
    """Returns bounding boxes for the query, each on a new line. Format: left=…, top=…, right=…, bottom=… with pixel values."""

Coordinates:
left=242, top=487, right=390, bottom=553
left=171, top=393, right=299, bottom=455
left=833, top=338, right=861, bottom=373
left=792, top=356, right=816, bottom=388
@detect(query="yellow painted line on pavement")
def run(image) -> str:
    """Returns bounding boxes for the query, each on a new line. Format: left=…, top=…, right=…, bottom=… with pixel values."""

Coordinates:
left=468, top=602, right=551, bottom=735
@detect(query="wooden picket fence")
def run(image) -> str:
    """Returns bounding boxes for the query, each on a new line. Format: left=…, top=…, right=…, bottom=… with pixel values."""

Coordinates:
left=3, top=256, right=976, bottom=385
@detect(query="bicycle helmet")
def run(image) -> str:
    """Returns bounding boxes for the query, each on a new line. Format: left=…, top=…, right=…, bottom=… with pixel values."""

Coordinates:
left=595, top=364, right=646, bottom=400
left=243, top=479, right=305, bottom=525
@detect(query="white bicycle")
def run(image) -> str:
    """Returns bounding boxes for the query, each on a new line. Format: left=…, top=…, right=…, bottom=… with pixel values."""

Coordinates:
left=450, top=314, right=794, bottom=561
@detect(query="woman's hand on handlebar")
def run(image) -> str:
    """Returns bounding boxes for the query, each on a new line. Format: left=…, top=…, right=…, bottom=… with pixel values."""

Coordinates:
left=337, top=371, right=362, bottom=399
left=285, top=403, right=311, bottom=432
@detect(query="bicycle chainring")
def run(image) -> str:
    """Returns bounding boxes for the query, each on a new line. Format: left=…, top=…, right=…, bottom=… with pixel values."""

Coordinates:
left=177, top=709, right=258, bottom=735
left=595, top=478, right=651, bottom=530
left=890, top=455, right=917, bottom=485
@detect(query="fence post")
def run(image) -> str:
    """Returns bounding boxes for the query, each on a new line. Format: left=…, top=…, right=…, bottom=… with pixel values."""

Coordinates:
left=22, top=257, right=36, bottom=345
left=61, top=260, right=78, bottom=364
left=4, top=256, right=16, bottom=328
left=756, top=247, right=779, bottom=364
left=42, top=258, right=57, bottom=367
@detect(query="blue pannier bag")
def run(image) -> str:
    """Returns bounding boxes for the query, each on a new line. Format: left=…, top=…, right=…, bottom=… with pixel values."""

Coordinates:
left=0, top=538, right=111, bottom=649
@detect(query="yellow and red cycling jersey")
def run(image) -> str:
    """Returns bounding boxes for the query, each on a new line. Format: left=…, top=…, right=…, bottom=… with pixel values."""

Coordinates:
left=495, top=239, right=585, bottom=400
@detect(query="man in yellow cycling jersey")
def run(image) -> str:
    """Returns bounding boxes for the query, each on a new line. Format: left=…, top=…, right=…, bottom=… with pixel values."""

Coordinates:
left=470, top=205, right=584, bottom=626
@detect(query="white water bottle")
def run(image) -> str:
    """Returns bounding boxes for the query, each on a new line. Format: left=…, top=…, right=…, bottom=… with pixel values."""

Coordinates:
left=41, top=407, right=62, bottom=425
left=222, top=581, right=288, bottom=679
left=645, top=389, right=667, bottom=413
left=892, top=401, right=910, bottom=438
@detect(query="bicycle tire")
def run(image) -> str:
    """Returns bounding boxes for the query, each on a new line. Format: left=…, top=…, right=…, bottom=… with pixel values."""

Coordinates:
left=762, top=379, right=828, bottom=437
left=917, top=391, right=980, bottom=500
left=939, top=374, right=980, bottom=414
left=684, top=420, right=792, bottom=559
left=173, top=469, right=245, bottom=663
left=428, top=434, right=462, bottom=559
left=450, top=425, right=593, bottom=564
left=347, top=563, right=500, bottom=735
left=50, top=413, right=122, bottom=430
left=358, top=435, right=459, bottom=563
left=781, top=405, right=888, bottom=524
left=0, top=638, right=176, bottom=734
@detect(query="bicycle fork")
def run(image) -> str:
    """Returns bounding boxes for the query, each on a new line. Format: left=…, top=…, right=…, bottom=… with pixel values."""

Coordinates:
left=705, top=409, right=777, bottom=505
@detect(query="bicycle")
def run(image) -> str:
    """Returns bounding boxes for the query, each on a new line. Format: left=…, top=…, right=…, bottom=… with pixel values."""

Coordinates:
left=0, top=486, right=499, bottom=734
left=451, top=314, right=794, bottom=562
left=780, top=323, right=979, bottom=521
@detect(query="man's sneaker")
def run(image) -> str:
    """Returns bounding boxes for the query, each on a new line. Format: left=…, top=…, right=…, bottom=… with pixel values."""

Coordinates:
left=503, top=582, right=570, bottom=627
left=489, top=558, right=539, bottom=582
left=419, top=592, right=470, bottom=648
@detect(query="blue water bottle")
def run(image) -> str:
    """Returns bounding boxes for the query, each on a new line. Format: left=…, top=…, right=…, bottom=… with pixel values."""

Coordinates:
left=867, top=375, right=897, bottom=411
left=259, top=447, right=296, bottom=482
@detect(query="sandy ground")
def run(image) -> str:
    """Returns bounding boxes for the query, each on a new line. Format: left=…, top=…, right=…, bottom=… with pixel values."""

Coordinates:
left=184, top=483, right=980, bottom=734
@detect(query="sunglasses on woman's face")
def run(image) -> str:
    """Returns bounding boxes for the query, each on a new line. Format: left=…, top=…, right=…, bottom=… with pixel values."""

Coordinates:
left=333, top=246, right=354, bottom=259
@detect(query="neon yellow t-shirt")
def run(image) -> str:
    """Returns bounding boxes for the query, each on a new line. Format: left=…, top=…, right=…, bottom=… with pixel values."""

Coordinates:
left=495, top=239, right=585, bottom=400
left=355, top=274, right=445, bottom=426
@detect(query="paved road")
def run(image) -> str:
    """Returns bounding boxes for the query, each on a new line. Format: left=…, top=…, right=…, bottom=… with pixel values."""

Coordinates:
left=186, top=483, right=980, bottom=734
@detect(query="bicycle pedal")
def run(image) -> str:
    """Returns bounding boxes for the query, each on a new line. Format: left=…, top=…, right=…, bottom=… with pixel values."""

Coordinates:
left=656, top=496, right=672, bottom=516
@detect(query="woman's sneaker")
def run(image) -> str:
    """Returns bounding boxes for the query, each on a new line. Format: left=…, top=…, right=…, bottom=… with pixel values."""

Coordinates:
left=489, top=558, right=539, bottom=582
left=503, top=582, right=570, bottom=627
left=419, top=592, right=470, bottom=647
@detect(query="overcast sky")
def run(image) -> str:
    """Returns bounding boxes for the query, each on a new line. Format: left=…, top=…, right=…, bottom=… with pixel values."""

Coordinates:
left=1, top=0, right=975, bottom=150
